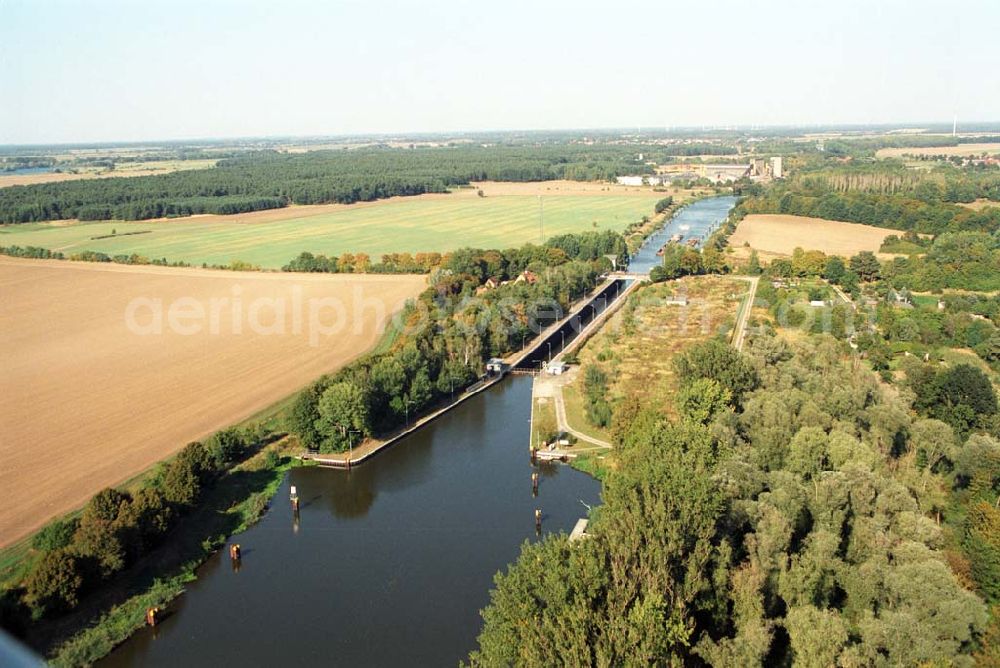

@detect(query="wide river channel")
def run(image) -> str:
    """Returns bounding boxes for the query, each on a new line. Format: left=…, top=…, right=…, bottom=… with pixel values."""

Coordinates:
left=101, top=377, right=601, bottom=667
left=101, top=195, right=737, bottom=667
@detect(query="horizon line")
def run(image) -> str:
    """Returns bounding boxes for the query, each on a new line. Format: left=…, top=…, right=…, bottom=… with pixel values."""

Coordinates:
left=4, top=120, right=1000, bottom=150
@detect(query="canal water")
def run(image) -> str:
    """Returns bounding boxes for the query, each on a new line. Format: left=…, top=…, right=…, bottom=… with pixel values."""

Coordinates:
left=100, top=195, right=736, bottom=666
left=101, top=377, right=601, bottom=667
left=3, top=166, right=54, bottom=176
left=628, top=195, right=738, bottom=274
left=516, top=278, right=628, bottom=371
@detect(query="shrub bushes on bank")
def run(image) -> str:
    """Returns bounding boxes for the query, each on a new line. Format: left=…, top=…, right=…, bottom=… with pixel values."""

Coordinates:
left=5, top=426, right=268, bottom=626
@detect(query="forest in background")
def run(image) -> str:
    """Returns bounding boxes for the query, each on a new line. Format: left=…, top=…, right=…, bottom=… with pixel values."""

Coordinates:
left=0, top=144, right=657, bottom=224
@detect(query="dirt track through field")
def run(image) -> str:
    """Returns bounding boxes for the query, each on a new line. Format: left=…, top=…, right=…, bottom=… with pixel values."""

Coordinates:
left=0, top=258, right=425, bottom=546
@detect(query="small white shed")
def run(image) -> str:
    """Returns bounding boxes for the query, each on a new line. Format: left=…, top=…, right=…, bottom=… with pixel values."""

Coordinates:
left=547, top=360, right=568, bottom=375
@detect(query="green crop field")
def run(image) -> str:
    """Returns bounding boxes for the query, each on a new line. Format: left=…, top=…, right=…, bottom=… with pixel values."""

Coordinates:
left=0, top=192, right=659, bottom=269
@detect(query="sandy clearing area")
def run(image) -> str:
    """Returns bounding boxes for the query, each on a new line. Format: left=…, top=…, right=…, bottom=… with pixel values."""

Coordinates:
left=875, top=142, right=1000, bottom=159
left=0, top=257, right=425, bottom=546
left=959, top=199, right=1000, bottom=211
left=729, top=214, right=905, bottom=260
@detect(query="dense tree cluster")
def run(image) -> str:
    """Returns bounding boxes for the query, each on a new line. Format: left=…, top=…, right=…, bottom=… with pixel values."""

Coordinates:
left=542, top=230, right=627, bottom=265
left=0, top=245, right=65, bottom=260
left=906, top=362, right=998, bottom=437
left=284, top=251, right=446, bottom=274
left=0, top=243, right=221, bottom=270
left=650, top=243, right=708, bottom=282
left=283, top=231, right=627, bottom=279
left=682, top=143, right=740, bottom=156
left=288, top=234, right=625, bottom=452
left=882, top=232, right=1000, bottom=291
left=0, top=144, right=656, bottom=224
left=6, top=426, right=268, bottom=623
left=737, top=168, right=1000, bottom=236
left=471, top=335, right=992, bottom=666
left=653, top=195, right=674, bottom=214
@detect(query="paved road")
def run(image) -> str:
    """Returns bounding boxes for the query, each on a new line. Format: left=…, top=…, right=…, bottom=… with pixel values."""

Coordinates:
left=731, top=275, right=760, bottom=352
left=533, top=368, right=612, bottom=449
left=553, top=388, right=611, bottom=448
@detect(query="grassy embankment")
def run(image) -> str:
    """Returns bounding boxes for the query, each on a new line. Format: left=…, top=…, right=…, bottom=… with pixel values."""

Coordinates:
left=530, top=395, right=558, bottom=450
left=0, top=436, right=304, bottom=665
left=2, top=424, right=305, bottom=666
left=563, top=276, right=743, bottom=475
left=48, top=441, right=304, bottom=667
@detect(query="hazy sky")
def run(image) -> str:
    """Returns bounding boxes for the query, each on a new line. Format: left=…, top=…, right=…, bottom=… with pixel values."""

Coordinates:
left=2, top=0, right=998, bottom=144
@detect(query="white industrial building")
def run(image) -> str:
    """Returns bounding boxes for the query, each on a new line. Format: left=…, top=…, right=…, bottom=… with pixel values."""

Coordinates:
left=615, top=175, right=666, bottom=186
left=770, top=156, right=783, bottom=179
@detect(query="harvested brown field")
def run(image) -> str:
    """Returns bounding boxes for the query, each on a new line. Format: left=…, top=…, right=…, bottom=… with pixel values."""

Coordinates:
left=729, top=214, right=905, bottom=262
left=0, top=258, right=425, bottom=546
left=0, top=172, right=107, bottom=187
left=875, top=142, right=1000, bottom=159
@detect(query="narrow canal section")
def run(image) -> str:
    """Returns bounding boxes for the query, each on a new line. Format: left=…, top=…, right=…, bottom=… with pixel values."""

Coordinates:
left=100, top=377, right=601, bottom=667
left=628, top=195, right=738, bottom=274
left=516, top=278, right=629, bottom=371
left=516, top=195, right=739, bottom=371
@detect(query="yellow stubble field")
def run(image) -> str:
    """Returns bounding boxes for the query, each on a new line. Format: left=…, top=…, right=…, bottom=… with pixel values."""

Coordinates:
left=0, top=258, right=425, bottom=545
